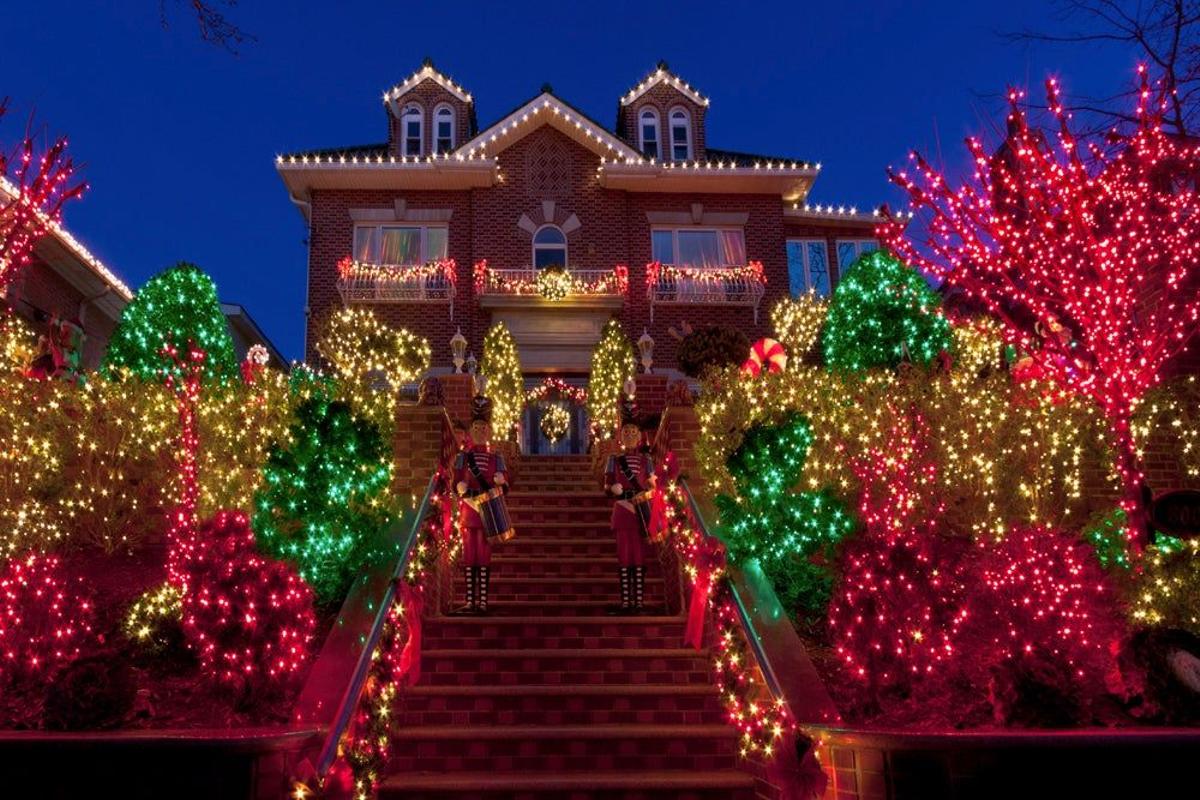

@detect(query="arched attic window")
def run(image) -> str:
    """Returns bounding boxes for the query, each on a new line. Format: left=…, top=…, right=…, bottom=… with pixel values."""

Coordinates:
left=669, top=107, right=692, bottom=161
left=639, top=108, right=660, bottom=160
left=401, top=103, right=423, bottom=157
left=532, top=225, right=568, bottom=270
left=434, top=105, right=455, bottom=154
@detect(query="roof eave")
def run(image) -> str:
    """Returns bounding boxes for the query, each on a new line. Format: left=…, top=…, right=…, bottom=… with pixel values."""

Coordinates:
left=275, top=159, right=498, bottom=197
left=598, top=164, right=818, bottom=201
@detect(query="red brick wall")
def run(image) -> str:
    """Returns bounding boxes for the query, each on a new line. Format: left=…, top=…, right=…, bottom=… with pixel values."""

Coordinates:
left=7, top=259, right=121, bottom=370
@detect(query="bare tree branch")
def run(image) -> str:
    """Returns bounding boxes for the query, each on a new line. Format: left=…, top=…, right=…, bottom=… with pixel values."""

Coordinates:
left=158, top=0, right=255, bottom=54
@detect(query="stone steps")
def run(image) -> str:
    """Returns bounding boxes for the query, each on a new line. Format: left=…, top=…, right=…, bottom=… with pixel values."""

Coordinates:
left=378, top=769, right=756, bottom=799
left=421, top=647, right=710, bottom=686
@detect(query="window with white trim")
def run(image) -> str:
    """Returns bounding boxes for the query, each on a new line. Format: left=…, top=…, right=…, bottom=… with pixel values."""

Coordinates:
left=401, top=104, right=423, bottom=157
left=353, top=224, right=448, bottom=265
left=639, top=108, right=660, bottom=160
left=836, top=239, right=878, bottom=271
left=786, top=239, right=832, bottom=296
left=434, top=105, right=455, bottom=153
left=533, top=225, right=567, bottom=269
left=651, top=228, right=746, bottom=268
left=669, top=108, right=692, bottom=161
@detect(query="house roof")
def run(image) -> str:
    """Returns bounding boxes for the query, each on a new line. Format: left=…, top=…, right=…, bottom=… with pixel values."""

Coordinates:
left=221, top=301, right=289, bottom=370
left=620, top=61, right=709, bottom=108
left=383, top=58, right=473, bottom=109
left=456, top=91, right=643, bottom=161
left=0, top=175, right=133, bottom=318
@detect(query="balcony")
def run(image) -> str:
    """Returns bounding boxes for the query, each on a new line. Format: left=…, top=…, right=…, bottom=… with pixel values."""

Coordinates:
left=645, top=260, right=767, bottom=322
left=473, top=262, right=629, bottom=301
left=336, top=258, right=457, bottom=317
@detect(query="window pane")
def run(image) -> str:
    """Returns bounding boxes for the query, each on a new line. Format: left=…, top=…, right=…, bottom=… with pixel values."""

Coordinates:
left=858, top=240, right=877, bottom=256
left=425, top=228, right=448, bottom=261
left=677, top=230, right=720, bottom=268
left=353, top=227, right=377, bottom=261
left=672, top=124, right=688, bottom=144
left=837, top=241, right=859, bottom=271
left=534, top=227, right=566, bottom=244
left=652, top=231, right=673, bottom=263
left=719, top=230, right=746, bottom=265
left=806, top=241, right=830, bottom=295
left=534, top=247, right=566, bottom=269
left=380, top=227, right=421, bottom=264
left=673, top=142, right=689, bottom=160
left=786, top=241, right=806, bottom=295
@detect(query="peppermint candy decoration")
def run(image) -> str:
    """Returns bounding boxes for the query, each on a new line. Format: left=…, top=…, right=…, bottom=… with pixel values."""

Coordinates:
left=740, top=338, right=787, bottom=376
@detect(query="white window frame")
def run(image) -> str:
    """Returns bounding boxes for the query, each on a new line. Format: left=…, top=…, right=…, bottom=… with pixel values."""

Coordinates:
left=651, top=226, right=745, bottom=268
left=434, top=104, right=455, bottom=153
left=669, top=107, right=692, bottom=161
left=401, top=103, right=423, bottom=157
left=532, top=224, right=568, bottom=269
left=353, top=223, right=448, bottom=265
left=638, top=108, right=660, bottom=160
left=786, top=238, right=833, bottom=295
left=835, top=239, right=878, bottom=270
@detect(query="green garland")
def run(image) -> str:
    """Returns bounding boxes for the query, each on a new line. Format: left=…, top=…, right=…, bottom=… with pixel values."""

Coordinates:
left=587, top=318, right=635, bottom=439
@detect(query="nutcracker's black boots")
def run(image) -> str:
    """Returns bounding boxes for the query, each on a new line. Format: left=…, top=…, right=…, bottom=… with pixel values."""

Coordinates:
left=476, top=566, right=490, bottom=615
left=455, top=566, right=477, bottom=615
left=632, top=566, right=646, bottom=613
left=609, top=567, right=633, bottom=615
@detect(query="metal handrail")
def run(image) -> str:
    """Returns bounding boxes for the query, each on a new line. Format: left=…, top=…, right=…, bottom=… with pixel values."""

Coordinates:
left=678, top=477, right=786, bottom=701
left=646, top=270, right=765, bottom=322
left=313, top=471, right=438, bottom=776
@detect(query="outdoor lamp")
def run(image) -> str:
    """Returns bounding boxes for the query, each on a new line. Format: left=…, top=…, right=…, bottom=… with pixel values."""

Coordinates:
left=466, top=352, right=477, bottom=376
left=637, top=329, right=654, bottom=374
left=450, top=328, right=467, bottom=373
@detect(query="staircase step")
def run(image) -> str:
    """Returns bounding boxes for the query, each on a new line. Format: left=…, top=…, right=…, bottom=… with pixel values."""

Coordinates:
left=379, top=769, right=756, bottom=799
left=453, top=575, right=665, bottom=603
left=425, top=616, right=684, bottom=650
left=499, top=539, right=622, bottom=557
left=422, top=648, right=710, bottom=686
left=400, top=683, right=721, bottom=726
left=386, top=724, right=738, bottom=773
left=509, top=507, right=612, bottom=523
left=436, top=600, right=673, bottom=617
left=482, top=556, right=660, bottom=578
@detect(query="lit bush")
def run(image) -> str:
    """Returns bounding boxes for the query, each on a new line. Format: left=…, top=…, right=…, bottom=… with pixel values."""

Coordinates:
left=0, top=552, right=96, bottom=686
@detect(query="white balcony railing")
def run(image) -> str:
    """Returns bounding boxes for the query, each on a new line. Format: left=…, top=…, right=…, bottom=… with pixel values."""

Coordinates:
left=473, top=262, right=629, bottom=299
left=645, top=261, right=767, bottom=322
left=336, top=258, right=457, bottom=317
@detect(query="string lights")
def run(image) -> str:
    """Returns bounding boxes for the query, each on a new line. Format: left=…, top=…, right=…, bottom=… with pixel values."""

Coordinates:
left=882, top=69, right=1200, bottom=550
left=587, top=318, right=635, bottom=440
left=480, top=322, right=523, bottom=440
left=0, top=552, right=95, bottom=686
left=769, top=293, right=828, bottom=359
left=472, top=260, right=629, bottom=297
left=822, top=250, right=951, bottom=371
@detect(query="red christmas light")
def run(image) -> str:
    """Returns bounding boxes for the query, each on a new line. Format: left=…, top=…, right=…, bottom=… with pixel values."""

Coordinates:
left=180, top=510, right=316, bottom=694
left=0, top=99, right=86, bottom=291
left=0, top=552, right=95, bottom=686
left=162, top=342, right=205, bottom=591
left=882, top=68, right=1200, bottom=550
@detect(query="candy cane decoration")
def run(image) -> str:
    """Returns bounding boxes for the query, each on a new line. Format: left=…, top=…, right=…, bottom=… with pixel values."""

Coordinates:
left=740, top=338, right=788, bottom=376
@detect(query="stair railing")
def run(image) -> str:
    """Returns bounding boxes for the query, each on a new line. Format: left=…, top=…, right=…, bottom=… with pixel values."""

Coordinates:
left=307, top=469, right=438, bottom=778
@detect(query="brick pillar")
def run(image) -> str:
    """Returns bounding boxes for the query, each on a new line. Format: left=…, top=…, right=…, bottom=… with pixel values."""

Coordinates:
left=634, top=373, right=668, bottom=418
left=441, top=374, right=475, bottom=427
left=392, top=404, right=445, bottom=507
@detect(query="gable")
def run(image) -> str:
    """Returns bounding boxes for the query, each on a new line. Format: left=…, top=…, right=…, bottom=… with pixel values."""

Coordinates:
left=458, top=93, right=641, bottom=163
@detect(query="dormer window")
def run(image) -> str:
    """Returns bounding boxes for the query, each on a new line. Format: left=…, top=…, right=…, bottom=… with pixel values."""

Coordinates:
left=533, top=225, right=568, bottom=269
left=639, top=109, right=660, bottom=160
left=669, top=108, right=692, bottom=161
left=435, top=105, right=455, bottom=154
left=401, top=104, right=423, bottom=157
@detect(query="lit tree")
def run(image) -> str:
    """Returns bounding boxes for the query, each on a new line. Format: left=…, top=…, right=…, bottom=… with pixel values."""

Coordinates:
left=587, top=318, right=635, bottom=439
left=103, top=263, right=238, bottom=382
left=480, top=322, right=523, bottom=440
left=882, top=71, right=1200, bottom=549
left=0, top=99, right=85, bottom=292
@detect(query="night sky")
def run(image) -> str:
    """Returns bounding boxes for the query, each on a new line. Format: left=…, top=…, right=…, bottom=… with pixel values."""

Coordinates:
left=6, top=1, right=1138, bottom=360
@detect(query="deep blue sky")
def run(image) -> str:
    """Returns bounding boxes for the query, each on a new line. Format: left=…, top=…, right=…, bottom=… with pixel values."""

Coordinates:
left=6, top=1, right=1139, bottom=361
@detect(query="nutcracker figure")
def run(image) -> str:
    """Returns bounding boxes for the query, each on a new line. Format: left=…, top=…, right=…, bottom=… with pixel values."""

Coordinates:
left=603, top=395, right=659, bottom=614
left=452, top=391, right=514, bottom=614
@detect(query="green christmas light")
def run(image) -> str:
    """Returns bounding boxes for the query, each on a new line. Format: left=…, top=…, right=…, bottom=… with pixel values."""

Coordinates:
left=102, top=262, right=238, bottom=382
left=252, top=397, right=394, bottom=603
left=823, top=250, right=951, bottom=371
left=715, top=412, right=855, bottom=621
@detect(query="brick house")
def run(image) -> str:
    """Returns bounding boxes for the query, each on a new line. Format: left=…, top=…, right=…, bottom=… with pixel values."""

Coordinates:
left=278, top=60, right=880, bottom=380
left=0, top=177, right=133, bottom=371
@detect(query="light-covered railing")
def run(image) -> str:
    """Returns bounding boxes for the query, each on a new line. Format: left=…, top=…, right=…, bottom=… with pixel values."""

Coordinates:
left=645, top=260, right=767, bottom=322
left=473, top=260, right=629, bottom=298
left=336, top=258, right=457, bottom=317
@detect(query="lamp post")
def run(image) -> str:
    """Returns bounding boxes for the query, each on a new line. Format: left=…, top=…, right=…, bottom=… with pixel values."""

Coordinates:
left=450, top=328, right=467, bottom=373
left=637, top=329, right=655, bottom=374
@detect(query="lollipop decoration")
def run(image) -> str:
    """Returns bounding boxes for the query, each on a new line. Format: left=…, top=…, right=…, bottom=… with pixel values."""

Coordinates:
left=740, top=338, right=787, bottom=376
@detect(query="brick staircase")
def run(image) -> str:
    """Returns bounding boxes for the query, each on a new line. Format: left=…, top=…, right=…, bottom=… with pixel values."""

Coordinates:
left=380, top=454, right=757, bottom=800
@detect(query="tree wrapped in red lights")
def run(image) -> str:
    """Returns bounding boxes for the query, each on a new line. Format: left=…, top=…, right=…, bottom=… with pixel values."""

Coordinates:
left=0, top=552, right=95, bottom=687
left=882, top=69, right=1200, bottom=550
left=180, top=511, right=316, bottom=702
left=0, top=99, right=85, bottom=292
left=827, top=410, right=969, bottom=704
